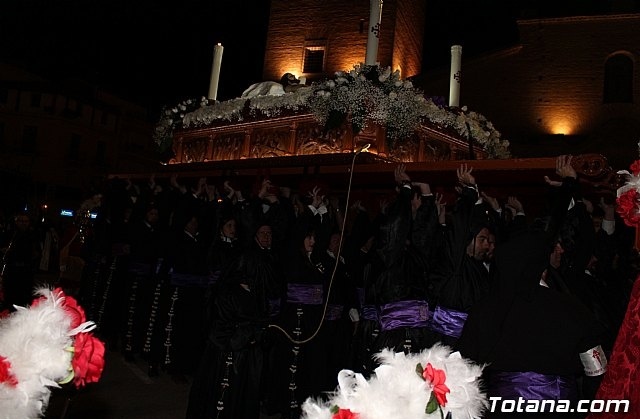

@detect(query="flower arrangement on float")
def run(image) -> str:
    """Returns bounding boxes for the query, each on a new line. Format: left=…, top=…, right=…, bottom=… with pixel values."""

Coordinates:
left=301, top=344, right=487, bottom=419
left=153, top=63, right=511, bottom=159
left=616, top=145, right=640, bottom=227
left=0, top=288, right=105, bottom=418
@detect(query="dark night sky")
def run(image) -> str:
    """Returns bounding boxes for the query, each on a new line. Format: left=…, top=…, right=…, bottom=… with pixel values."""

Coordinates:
left=0, top=0, right=623, bottom=119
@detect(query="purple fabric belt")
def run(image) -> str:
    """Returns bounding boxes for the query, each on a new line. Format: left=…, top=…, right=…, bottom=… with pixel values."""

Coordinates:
left=269, top=297, right=281, bottom=317
left=362, top=305, right=379, bottom=322
left=170, top=272, right=210, bottom=287
left=286, top=283, right=324, bottom=305
left=490, top=372, right=577, bottom=403
left=356, top=287, right=365, bottom=306
left=426, top=305, right=468, bottom=338
left=325, top=304, right=343, bottom=321
left=379, top=300, right=429, bottom=331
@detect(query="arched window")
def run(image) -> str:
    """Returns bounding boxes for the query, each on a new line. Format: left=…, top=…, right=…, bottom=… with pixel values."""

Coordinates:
left=603, top=53, right=633, bottom=104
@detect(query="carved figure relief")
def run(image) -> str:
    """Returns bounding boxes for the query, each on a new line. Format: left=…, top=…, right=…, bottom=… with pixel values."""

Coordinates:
left=250, top=128, right=289, bottom=158
left=182, top=137, right=209, bottom=163
left=296, top=124, right=345, bottom=155
left=212, top=134, right=243, bottom=161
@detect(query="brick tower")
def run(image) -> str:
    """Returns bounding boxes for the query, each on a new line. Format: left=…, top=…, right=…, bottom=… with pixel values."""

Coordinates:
left=262, top=0, right=426, bottom=83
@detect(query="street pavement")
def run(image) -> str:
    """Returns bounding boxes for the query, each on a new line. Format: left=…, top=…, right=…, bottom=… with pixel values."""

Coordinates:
left=43, top=347, right=283, bottom=419
left=44, top=350, right=191, bottom=419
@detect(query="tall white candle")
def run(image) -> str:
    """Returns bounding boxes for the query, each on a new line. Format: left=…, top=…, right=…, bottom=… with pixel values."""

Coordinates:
left=208, top=43, right=224, bottom=101
left=449, top=45, right=462, bottom=107
left=365, top=0, right=383, bottom=65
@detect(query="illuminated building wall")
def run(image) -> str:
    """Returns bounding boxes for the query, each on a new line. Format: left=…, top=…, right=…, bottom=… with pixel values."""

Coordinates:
left=419, top=14, right=640, bottom=168
left=263, top=0, right=426, bottom=83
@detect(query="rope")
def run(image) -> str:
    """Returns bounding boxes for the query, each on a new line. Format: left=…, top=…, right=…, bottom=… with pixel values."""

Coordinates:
left=267, top=144, right=371, bottom=344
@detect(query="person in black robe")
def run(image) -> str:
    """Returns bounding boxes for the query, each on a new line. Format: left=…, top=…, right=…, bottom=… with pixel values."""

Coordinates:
left=369, top=164, right=440, bottom=362
left=345, top=205, right=383, bottom=375
left=160, top=214, right=210, bottom=379
left=184, top=229, right=272, bottom=419
left=271, top=186, right=334, bottom=419
left=425, top=163, right=495, bottom=348
left=457, top=155, right=608, bottom=419
left=121, top=204, right=170, bottom=363
left=316, top=230, right=360, bottom=392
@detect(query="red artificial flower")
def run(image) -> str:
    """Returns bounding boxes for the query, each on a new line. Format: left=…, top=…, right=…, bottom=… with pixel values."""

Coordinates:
left=31, top=288, right=87, bottom=329
left=333, top=408, right=359, bottom=419
left=0, top=356, right=18, bottom=387
left=72, top=332, right=105, bottom=388
left=422, top=362, right=450, bottom=407
left=630, top=160, right=640, bottom=176
left=59, top=293, right=87, bottom=330
left=616, top=189, right=640, bottom=227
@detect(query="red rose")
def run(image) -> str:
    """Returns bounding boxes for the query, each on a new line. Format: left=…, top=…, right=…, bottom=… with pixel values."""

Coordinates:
left=72, top=332, right=105, bottom=388
left=333, top=408, right=359, bottom=419
left=60, top=293, right=87, bottom=329
left=630, top=160, right=640, bottom=176
left=422, top=362, right=451, bottom=407
left=0, top=356, right=18, bottom=387
left=617, top=189, right=640, bottom=227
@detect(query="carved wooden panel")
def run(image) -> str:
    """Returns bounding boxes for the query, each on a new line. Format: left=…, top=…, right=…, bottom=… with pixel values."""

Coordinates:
left=295, top=123, right=347, bottom=155
left=211, top=133, right=244, bottom=161
left=249, top=126, right=290, bottom=158
left=182, top=137, right=209, bottom=163
left=388, top=139, right=420, bottom=162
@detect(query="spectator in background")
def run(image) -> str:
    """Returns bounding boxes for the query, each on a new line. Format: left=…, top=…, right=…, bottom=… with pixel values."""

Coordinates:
left=0, top=212, right=41, bottom=310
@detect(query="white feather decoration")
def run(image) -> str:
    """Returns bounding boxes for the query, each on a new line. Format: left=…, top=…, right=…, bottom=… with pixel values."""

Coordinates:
left=301, top=344, right=487, bottom=419
left=0, top=288, right=86, bottom=419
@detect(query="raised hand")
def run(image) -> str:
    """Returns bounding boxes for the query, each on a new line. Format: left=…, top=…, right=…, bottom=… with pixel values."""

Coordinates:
left=394, top=164, right=411, bottom=184
left=544, top=155, right=576, bottom=186
left=556, top=155, right=576, bottom=179
left=506, top=196, right=524, bottom=214
left=412, top=181, right=431, bottom=195
left=379, top=198, right=390, bottom=215
left=456, top=163, right=475, bottom=186
left=308, top=186, right=324, bottom=208
left=481, top=191, right=500, bottom=211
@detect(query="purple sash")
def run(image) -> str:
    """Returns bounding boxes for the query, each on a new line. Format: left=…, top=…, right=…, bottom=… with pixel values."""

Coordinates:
left=379, top=300, right=429, bottom=331
left=286, top=283, right=323, bottom=305
left=490, top=371, right=577, bottom=402
left=325, top=304, right=343, bottom=321
left=426, top=305, right=468, bottom=338
left=362, top=305, right=379, bottom=322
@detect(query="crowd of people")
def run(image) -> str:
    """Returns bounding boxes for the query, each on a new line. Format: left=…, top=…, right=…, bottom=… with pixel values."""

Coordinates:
left=0, top=155, right=637, bottom=419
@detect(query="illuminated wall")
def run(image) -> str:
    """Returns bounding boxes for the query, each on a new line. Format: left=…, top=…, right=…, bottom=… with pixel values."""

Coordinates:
left=263, top=0, right=425, bottom=83
left=419, top=14, right=640, bottom=167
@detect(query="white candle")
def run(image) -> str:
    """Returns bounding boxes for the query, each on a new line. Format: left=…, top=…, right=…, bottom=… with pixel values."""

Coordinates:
left=449, top=45, right=462, bottom=107
left=365, top=0, right=383, bottom=65
left=208, top=43, right=224, bottom=101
